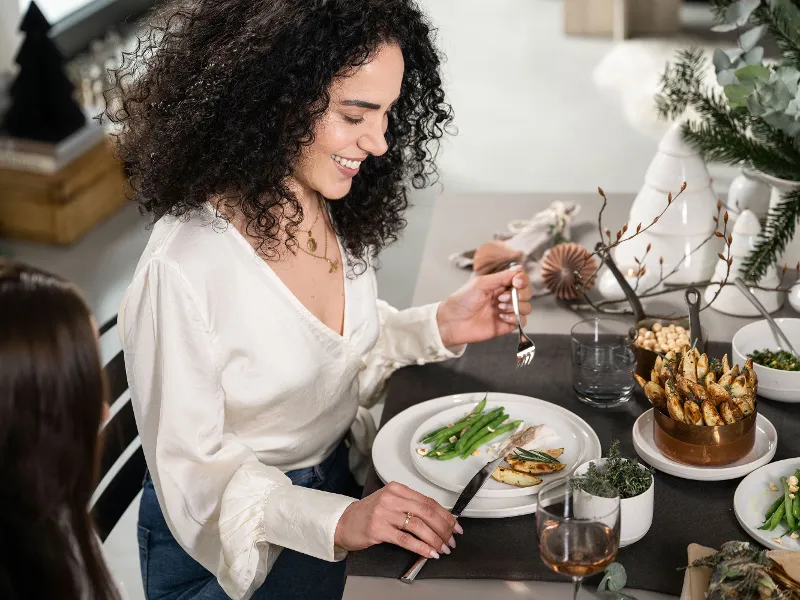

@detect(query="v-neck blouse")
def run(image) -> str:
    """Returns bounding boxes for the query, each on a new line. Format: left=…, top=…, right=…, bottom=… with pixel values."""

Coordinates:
left=119, top=209, right=464, bottom=600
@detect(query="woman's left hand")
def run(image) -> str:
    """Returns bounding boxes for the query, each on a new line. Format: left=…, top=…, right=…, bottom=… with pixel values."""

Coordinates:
left=436, top=265, right=533, bottom=348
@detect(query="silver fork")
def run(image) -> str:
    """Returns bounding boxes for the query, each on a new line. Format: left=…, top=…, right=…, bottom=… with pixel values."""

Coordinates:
left=508, top=262, right=535, bottom=368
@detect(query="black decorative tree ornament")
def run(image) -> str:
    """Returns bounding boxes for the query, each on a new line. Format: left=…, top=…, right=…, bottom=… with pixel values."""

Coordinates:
left=1, top=1, right=86, bottom=143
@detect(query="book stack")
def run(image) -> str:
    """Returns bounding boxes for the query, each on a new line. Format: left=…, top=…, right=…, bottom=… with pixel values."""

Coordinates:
left=0, top=118, right=128, bottom=245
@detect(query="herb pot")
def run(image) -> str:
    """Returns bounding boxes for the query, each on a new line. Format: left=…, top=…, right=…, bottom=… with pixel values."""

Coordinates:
left=573, top=458, right=654, bottom=547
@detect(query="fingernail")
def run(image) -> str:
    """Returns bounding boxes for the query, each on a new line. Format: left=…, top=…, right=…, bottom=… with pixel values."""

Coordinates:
left=511, top=264, right=523, bottom=271
left=513, top=275, right=525, bottom=287
left=448, top=536, right=456, bottom=549
left=500, top=314, right=512, bottom=321
left=441, top=543, right=450, bottom=555
left=499, top=303, right=511, bottom=311
left=498, top=293, right=510, bottom=302
left=430, top=550, right=440, bottom=559
left=454, top=522, right=463, bottom=535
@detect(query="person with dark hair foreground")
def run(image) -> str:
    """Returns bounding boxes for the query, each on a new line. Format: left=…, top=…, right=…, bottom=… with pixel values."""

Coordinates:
left=107, top=1, right=534, bottom=599
left=0, top=260, right=119, bottom=600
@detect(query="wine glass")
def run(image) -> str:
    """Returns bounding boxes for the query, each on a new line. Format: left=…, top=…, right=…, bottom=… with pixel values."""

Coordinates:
left=536, top=476, right=621, bottom=600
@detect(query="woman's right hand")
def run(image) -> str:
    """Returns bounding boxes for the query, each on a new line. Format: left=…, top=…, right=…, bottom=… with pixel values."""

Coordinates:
left=334, top=482, right=462, bottom=558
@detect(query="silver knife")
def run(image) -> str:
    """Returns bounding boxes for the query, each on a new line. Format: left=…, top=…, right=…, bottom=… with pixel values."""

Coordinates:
left=400, top=438, right=516, bottom=583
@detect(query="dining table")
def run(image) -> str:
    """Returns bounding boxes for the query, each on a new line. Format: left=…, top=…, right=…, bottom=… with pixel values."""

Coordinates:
left=343, top=191, right=800, bottom=599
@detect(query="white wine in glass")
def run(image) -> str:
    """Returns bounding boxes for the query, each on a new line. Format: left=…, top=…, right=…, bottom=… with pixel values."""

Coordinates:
left=536, top=477, right=621, bottom=599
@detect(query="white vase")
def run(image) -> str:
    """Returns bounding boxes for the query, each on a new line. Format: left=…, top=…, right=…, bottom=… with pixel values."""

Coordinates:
left=789, top=283, right=800, bottom=313
left=727, top=169, right=771, bottom=221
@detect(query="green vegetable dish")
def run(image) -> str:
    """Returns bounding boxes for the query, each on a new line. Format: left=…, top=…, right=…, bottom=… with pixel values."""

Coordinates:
left=573, top=440, right=653, bottom=499
left=747, top=349, right=800, bottom=371
left=415, top=394, right=522, bottom=461
left=758, top=470, right=800, bottom=538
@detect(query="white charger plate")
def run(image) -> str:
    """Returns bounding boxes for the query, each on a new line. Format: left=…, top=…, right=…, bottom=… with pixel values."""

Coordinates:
left=409, top=396, right=601, bottom=498
left=734, top=458, right=800, bottom=551
left=632, top=409, right=778, bottom=481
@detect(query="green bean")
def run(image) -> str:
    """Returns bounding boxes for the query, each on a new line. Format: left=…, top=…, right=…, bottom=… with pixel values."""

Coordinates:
left=433, top=450, right=461, bottom=461
left=762, top=496, right=784, bottom=525
left=462, top=420, right=523, bottom=458
left=769, top=504, right=786, bottom=531
left=794, top=490, right=800, bottom=521
left=455, top=408, right=504, bottom=453
left=426, top=413, right=486, bottom=445
left=471, top=395, right=488, bottom=416
left=784, top=477, right=797, bottom=531
left=458, top=413, right=507, bottom=458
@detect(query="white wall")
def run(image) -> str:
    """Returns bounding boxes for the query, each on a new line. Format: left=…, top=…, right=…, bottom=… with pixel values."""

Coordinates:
left=0, top=0, right=21, bottom=74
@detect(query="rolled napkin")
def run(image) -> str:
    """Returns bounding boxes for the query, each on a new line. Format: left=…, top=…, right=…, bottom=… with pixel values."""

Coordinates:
left=449, top=201, right=581, bottom=296
left=680, top=544, right=715, bottom=600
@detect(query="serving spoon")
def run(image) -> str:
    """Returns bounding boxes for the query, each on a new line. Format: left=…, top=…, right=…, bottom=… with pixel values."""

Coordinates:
left=733, top=277, right=799, bottom=359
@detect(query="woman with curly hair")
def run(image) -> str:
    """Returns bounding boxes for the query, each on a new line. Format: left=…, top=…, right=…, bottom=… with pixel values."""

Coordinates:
left=107, top=1, right=533, bottom=599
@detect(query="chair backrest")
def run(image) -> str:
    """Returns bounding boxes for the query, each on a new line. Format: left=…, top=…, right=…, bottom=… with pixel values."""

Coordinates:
left=91, top=315, right=146, bottom=542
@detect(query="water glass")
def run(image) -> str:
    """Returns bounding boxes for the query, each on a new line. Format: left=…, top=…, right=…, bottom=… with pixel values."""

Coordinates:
left=536, top=477, right=621, bottom=600
left=571, top=318, right=636, bottom=408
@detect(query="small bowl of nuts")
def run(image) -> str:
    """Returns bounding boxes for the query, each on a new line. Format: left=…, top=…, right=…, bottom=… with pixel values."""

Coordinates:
left=631, top=318, right=708, bottom=381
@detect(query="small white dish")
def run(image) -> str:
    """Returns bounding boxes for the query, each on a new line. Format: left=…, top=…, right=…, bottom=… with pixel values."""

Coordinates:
left=732, top=319, right=800, bottom=403
left=734, top=458, right=800, bottom=551
left=373, top=394, right=540, bottom=518
left=632, top=409, right=778, bottom=481
left=409, top=395, right=601, bottom=498
left=574, top=458, right=654, bottom=547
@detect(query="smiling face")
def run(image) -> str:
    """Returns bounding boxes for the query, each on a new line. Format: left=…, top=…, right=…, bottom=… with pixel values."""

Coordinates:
left=291, top=42, right=405, bottom=201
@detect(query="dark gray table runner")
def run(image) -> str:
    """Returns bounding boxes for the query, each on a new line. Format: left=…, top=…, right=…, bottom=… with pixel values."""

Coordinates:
left=346, top=334, right=800, bottom=594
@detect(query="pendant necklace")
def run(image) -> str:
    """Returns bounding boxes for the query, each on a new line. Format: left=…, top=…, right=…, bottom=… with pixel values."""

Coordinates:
left=299, top=195, right=340, bottom=273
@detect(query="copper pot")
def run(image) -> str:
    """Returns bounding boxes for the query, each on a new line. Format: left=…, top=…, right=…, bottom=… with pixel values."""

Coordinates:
left=652, top=406, right=757, bottom=466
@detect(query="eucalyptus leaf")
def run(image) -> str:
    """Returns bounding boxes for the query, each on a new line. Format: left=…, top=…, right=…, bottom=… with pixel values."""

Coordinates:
left=713, top=49, right=732, bottom=73
left=739, top=24, right=767, bottom=51
left=735, top=64, right=771, bottom=81
left=712, top=0, right=761, bottom=30
left=776, top=66, right=800, bottom=95
left=718, top=68, right=739, bottom=86
left=726, top=47, right=745, bottom=63
left=743, top=45, right=764, bottom=66
left=725, top=83, right=755, bottom=107
left=598, top=563, right=628, bottom=592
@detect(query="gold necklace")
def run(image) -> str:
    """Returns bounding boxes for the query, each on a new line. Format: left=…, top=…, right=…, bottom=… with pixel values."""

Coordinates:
left=298, top=197, right=340, bottom=273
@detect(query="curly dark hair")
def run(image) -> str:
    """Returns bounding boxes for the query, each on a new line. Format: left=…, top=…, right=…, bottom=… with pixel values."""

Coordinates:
left=103, top=0, right=453, bottom=270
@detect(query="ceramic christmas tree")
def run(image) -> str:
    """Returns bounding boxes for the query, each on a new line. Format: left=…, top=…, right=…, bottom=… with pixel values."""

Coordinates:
left=1, top=1, right=86, bottom=142
left=614, top=122, right=721, bottom=284
left=704, top=210, right=783, bottom=316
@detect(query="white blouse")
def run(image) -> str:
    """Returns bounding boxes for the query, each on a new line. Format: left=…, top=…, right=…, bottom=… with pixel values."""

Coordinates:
left=119, top=205, right=464, bottom=600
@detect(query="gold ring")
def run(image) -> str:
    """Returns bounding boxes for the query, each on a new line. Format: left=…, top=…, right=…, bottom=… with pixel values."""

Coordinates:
left=401, top=512, right=413, bottom=530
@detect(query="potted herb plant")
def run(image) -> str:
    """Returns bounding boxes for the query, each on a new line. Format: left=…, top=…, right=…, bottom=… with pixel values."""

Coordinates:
left=574, top=440, right=655, bottom=547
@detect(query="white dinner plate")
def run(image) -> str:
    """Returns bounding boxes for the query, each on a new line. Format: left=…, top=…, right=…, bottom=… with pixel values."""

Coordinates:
left=734, top=458, right=800, bottom=551
left=632, top=409, right=778, bottom=481
left=409, top=395, right=601, bottom=498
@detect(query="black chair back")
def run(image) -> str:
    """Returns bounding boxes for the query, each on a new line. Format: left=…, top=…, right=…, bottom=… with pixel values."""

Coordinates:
left=91, top=315, right=146, bottom=542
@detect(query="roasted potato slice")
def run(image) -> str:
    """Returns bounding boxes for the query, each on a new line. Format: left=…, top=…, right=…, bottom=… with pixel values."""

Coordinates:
left=718, top=365, right=740, bottom=388
left=702, top=400, right=724, bottom=426
left=541, top=448, right=564, bottom=458
left=730, top=375, right=748, bottom=398
left=491, top=466, right=542, bottom=487
left=681, top=350, right=698, bottom=382
left=505, top=457, right=567, bottom=475
left=744, top=359, right=758, bottom=394
left=683, top=400, right=704, bottom=425
left=722, top=354, right=731, bottom=374
left=706, top=382, right=731, bottom=407
left=696, top=353, right=709, bottom=380
left=665, top=381, right=685, bottom=422
left=644, top=382, right=667, bottom=409
left=719, top=400, right=744, bottom=424
left=690, top=382, right=709, bottom=404
left=654, top=356, right=664, bottom=373
left=633, top=372, right=649, bottom=391
left=704, top=371, right=717, bottom=388
left=651, top=367, right=660, bottom=384
left=675, top=375, right=695, bottom=401
left=732, top=394, right=755, bottom=417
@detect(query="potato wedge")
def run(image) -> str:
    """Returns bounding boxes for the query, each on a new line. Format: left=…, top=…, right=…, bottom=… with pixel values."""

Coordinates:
left=718, top=365, right=740, bottom=388
left=633, top=372, right=648, bottom=391
left=491, top=466, right=542, bottom=487
left=744, top=359, right=758, bottom=394
left=654, top=356, right=664, bottom=373
left=651, top=367, right=660, bottom=385
left=702, top=400, right=724, bottom=426
left=704, top=371, right=717, bottom=388
left=506, top=457, right=567, bottom=475
left=683, top=400, right=704, bottom=425
left=541, top=448, right=564, bottom=458
left=706, top=382, right=731, bottom=407
left=690, top=382, right=710, bottom=404
left=722, top=354, right=731, bottom=374
left=692, top=347, right=702, bottom=362
left=681, top=350, right=697, bottom=382
left=732, top=394, right=755, bottom=417
left=719, top=400, right=744, bottom=424
left=643, top=382, right=667, bottom=409
left=665, top=381, right=685, bottom=422
left=675, top=375, right=694, bottom=401
left=696, top=353, right=709, bottom=380
left=730, top=375, right=748, bottom=398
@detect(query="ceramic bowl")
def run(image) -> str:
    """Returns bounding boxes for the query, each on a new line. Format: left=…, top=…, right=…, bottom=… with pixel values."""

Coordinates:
left=574, top=458, right=654, bottom=547
left=732, top=319, right=800, bottom=402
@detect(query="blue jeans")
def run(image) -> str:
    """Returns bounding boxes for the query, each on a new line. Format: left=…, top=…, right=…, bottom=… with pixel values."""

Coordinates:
left=138, top=442, right=362, bottom=600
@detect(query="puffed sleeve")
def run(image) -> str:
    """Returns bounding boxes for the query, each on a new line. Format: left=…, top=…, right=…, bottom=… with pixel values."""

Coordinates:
left=121, top=259, right=355, bottom=600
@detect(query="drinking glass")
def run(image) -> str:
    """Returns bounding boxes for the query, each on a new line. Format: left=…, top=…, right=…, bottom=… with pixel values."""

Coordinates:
left=570, top=318, right=637, bottom=408
left=536, top=477, right=621, bottom=600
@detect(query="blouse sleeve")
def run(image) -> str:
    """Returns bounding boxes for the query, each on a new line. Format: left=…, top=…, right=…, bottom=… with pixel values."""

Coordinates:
left=122, top=260, right=355, bottom=600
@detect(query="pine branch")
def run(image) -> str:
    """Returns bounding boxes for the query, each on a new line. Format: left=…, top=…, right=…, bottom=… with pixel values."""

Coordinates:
left=656, top=48, right=707, bottom=120
left=751, top=1, right=800, bottom=69
left=742, top=187, right=800, bottom=281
